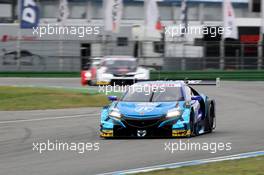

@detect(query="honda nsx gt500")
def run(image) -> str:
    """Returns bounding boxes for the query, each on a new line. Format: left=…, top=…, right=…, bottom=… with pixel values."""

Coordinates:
left=100, top=81, right=216, bottom=138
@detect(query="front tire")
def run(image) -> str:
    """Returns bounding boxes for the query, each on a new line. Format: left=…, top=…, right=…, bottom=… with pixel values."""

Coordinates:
left=189, top=110, right=197, bottom=137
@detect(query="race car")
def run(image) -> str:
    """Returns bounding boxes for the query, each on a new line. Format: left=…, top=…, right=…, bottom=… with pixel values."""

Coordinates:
left=81, top=57, right=101, bottom=86
left=100, top=80, right=216, bottom=138
left=81, top=56, right=150, bottom=86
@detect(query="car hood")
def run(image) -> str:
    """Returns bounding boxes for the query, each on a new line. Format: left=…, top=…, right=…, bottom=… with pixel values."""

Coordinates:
left=116, top=101, right=183, bottom=119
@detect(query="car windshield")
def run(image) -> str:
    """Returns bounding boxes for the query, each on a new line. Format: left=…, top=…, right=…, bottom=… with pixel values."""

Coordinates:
left=103, top=59, right=137, bottom=68
left=121, top=86, right=184, bottom=102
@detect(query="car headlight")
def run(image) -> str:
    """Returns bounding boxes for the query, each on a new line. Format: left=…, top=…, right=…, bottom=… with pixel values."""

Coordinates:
left=166, top=108, right=182, bottom=118
left=84, top=72, right=91, bottom=78
left=109, top=109, right=121, bottom=119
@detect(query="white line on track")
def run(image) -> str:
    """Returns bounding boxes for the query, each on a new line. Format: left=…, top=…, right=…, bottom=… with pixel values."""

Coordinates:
left=99, top=150, right=264, bottom=175
left=0, top=113, right=100, bottom=124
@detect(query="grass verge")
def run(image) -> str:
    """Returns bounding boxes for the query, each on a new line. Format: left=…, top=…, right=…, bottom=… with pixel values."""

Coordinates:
left=134, top=156, right=264, bottom=175
left=0, top=86, right=109, bottom=111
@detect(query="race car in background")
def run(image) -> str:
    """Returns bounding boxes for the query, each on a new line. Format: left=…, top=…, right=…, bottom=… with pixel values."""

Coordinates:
left=81, top=57, right=101, bottom=86
left=100, top=80, right=217, bottom=138
left=81, top=56, right=150, bottom=86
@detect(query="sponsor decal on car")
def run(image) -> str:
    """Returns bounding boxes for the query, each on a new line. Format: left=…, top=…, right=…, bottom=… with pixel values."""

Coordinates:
left=172, top=130, right=191, bottom=137
left=100, top=130, right=114, bottom=137
left=135, top=103, right=158, bottom=114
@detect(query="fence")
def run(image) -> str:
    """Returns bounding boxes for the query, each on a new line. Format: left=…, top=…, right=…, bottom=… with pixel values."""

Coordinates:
left=0, top=40, right=263, bottom=71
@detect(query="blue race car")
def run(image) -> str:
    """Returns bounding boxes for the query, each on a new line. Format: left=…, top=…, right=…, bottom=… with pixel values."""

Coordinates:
left=100, top=81, right=216, bottom=138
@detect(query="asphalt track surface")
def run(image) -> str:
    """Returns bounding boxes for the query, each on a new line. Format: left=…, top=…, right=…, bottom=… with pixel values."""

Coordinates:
left=0, top=78, right=263, bottom=175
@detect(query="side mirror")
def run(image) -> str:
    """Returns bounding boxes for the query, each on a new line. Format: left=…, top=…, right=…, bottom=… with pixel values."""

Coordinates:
left=108, top=96, right=118, bottom=101
left=191, top=96, right=202, bottom=101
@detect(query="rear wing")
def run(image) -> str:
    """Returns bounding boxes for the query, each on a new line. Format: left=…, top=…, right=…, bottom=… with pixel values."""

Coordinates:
left=136, top=78, right=221, bottom=87
left=185, top=78, right=221, bottom=87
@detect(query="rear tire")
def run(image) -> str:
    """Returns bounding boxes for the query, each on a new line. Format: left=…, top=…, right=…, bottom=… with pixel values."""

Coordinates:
left=206, top=103, right=215, bottom=133
left=88, top=80, right=97, bottom=86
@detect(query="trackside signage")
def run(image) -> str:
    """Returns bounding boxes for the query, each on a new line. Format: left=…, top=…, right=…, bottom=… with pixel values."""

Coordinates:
left=20, top=0, right=39, bottom=29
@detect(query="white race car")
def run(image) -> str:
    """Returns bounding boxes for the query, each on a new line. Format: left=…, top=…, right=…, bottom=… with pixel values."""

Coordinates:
left=82, top=56, right=150, bottom=86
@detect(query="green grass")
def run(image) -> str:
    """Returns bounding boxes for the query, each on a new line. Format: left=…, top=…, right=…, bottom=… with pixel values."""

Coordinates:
left=0, top=86, right=109, bottom=111
left=135, top=156, right=264, bottom=175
